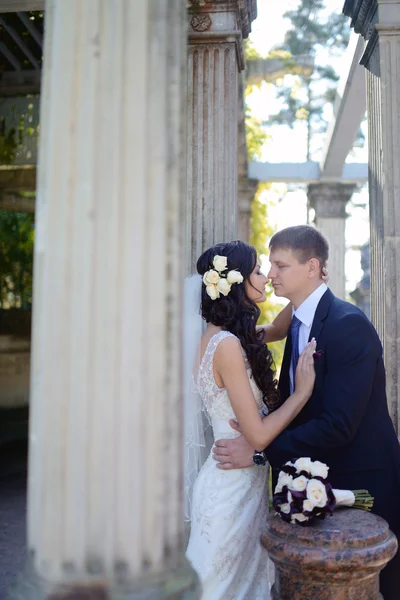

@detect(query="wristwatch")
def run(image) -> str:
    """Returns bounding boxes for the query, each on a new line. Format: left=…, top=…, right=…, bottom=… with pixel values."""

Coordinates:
left=253, top=450, right=267, bottom=466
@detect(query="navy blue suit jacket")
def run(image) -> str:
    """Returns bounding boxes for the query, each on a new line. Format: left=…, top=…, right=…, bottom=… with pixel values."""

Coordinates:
left=265, top=288, right=400, bottom=533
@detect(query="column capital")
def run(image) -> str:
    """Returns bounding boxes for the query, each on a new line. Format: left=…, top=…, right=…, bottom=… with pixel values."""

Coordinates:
left=343, top=0, right=377, bottom=40
left=308, top=182, right=356, bottom=219
left=343, top=0, right=400, bottom=67
left=187, top=0, right=257, bottom=70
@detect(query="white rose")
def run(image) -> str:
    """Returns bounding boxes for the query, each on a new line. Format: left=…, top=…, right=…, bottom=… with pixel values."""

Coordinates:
left=213, top=255, right=228, bottom=272
left=227, top=270, right=244, bottom=284
left=206, top=284, right=219, bottom=301
left=285, top=461, right=295, bottom=468
left=306, top=479, right=328, bottom=508
left=294, top=457, right=312, bottom=474
left=291, top=475, right=308, bottom=492
left=303, top=499, right=314, bottom=512
left=310, top=460, right=329, bottom=480
left=291, top=513, right=309, bottom=523
left=280, top=503, right=291, bottom=514
left=203, top=270, right=220, bottom=285
left=216, top=278, right=231, bottom=296
left=275, top=472, right=293, bottom=493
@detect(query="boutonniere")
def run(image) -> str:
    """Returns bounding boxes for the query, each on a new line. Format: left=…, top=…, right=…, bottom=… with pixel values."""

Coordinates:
left=313, top=350, right=324, bottom=359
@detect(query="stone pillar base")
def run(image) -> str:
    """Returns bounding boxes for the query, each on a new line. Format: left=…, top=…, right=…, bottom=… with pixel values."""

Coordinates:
left=271, top=573, right=379, bottom=600
left=7, top=561, right=200, bottom=600
left=263, top=508, right=397, bottom=600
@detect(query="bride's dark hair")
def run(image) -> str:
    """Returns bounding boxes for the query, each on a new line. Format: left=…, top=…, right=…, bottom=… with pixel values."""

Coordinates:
left=197, top=240, right=280, bottom=412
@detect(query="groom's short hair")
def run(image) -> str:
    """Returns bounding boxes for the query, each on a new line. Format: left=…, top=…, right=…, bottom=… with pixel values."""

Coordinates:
left=269, top=225, right=329, bottom=267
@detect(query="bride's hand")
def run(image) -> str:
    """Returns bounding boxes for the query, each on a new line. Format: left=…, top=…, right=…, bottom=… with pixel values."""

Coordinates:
left=294, top=339, right=317, bottom=400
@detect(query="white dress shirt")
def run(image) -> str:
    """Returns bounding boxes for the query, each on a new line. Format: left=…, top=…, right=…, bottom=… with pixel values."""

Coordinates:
left=289, top=283, right=328, bottom=394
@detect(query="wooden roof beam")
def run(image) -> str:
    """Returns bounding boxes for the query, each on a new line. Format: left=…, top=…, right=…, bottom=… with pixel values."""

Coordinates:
left=0, top=1, right=44, bottom=12
left=319, top=33, right=366, bottom=180
left=0, top=41, right=21, bottom=70
left=0, top=16, right=40, bottom=69
left=17, top=11, right=43, bottom=48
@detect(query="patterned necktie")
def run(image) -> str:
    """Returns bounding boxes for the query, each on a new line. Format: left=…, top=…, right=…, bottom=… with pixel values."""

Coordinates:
left=291, top=315, right=302, bottom=385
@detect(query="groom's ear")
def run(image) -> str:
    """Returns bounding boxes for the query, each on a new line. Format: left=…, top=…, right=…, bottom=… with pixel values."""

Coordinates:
left=307, top=258, right=320, bottom=279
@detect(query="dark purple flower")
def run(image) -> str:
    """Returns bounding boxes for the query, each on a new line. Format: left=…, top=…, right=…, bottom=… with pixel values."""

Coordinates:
left=280, top=463, right=297, bottom=477
left=313, top=350, right=324, bottom=359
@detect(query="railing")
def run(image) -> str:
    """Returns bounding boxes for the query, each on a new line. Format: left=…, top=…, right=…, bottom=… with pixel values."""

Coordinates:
left=0, top=96, right=39, bottom=166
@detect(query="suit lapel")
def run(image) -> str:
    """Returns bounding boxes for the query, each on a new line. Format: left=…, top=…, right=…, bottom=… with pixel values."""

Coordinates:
left=278, top=327, right=292, bottom=402
left=308, top=288, right=334, bottom=344
left=279, top=288, right=335, bottom=403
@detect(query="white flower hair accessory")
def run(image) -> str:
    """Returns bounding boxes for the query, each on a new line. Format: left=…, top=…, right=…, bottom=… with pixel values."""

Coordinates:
left=203, top=255, right=244, bottom=300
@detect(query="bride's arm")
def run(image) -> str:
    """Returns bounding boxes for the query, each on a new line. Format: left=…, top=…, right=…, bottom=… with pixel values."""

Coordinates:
left=257, top=302, right=292, bottom=343
left=214, top=337, right=316, bottom=450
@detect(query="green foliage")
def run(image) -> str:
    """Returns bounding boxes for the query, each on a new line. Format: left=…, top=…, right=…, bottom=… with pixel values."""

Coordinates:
left=268, top=0, right=350, bottom=159
left=0, top=211, right=34, bottom=309
left=245, top=68, right=286, bottom=368
left=244, top=39, right=264, bottom=60
left=246, top=111, right=267, bottom=161
left=249, top=185, right=285, bottom=368
left=0, top=128, right=18, bottom=164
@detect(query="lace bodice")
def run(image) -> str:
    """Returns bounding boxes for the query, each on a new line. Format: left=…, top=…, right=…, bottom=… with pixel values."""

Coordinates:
left=196, top=331, right=264, bottom=421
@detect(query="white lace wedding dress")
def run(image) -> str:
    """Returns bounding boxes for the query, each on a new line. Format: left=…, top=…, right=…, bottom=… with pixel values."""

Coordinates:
left=186, top=331, right=270, bottom=600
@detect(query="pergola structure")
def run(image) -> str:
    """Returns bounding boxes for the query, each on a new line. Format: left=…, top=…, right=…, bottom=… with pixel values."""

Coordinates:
left=1, top=0, right=397, bottom=597
left=0, top=8, right=368, bottom=299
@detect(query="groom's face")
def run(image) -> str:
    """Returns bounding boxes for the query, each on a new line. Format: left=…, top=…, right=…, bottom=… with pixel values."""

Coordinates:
left=268, top=248, right=310, bottom=301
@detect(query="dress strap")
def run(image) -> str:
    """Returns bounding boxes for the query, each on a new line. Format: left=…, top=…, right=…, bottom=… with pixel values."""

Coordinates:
left=200, top=331, right=237, bottom=380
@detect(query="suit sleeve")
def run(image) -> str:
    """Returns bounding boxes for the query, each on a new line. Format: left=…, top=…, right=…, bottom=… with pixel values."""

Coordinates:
left=265, top=312, right=380, bottom=467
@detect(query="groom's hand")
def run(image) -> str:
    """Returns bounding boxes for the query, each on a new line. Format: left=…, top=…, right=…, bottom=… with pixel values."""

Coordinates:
left=213, top=427, right=254, bottom=469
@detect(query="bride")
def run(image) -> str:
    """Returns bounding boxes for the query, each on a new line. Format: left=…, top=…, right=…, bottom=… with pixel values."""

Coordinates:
left=184, top=240, right=316, bottom=600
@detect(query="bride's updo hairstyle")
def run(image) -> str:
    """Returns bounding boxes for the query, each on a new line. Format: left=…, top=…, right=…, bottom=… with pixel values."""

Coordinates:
left=197, top=240, right=280, bottom=412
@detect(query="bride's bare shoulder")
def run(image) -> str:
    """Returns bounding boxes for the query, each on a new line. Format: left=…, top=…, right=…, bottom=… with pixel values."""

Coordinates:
left=214, top=334, right=244, bottom=364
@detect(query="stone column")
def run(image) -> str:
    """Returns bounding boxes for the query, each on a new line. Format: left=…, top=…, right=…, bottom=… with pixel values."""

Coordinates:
left=238, top=178, right=258, bottom=242
left=343, top=0, right=400, bottom=432
left=19, top=1, right=197, bottom=597
left=308, top=183, right=355, bottom=300
left=185, top=0, right=257, bottom=274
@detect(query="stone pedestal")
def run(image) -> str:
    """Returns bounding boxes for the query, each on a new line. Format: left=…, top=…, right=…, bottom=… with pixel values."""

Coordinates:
left=263, top=508, right=397, bottom=600
left=308, top=183, right=355, bottom=300
left=13, top=1, right=198, bottom=597
left=343, top=0, right=400, bottom=432
left=185, top=0, right=257, bottom=274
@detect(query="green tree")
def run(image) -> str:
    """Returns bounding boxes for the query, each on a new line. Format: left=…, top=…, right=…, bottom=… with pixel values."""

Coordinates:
left=268, top=0, right=350, bottom=159
left=0, top=211, right=34, bottom=309
left=245, top=109, right=285, bottom=367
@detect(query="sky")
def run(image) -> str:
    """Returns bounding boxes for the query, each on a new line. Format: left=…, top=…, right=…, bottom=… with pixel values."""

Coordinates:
left=246, top=0, right=370, bottom=296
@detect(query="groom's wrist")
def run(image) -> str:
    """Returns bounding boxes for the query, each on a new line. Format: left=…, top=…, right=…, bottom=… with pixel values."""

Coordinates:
left=253, top=450, right=267, bottom=466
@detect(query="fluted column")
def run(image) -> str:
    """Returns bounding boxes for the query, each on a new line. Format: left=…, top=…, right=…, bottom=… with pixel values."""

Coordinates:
left=238, top=72, right=258, bottom=243
left=308, top=183, right=355, bottom=300
left=20, top=1, right=197, bottom=597
left=343, top=0, right=400, bottom=433
left=185, top=0, right=257, bottom=274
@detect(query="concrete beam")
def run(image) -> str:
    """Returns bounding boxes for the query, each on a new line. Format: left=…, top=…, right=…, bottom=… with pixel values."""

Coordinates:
left=0, top=167, right=36, bottom=191
left=0, top=191, right=35, bottom=212
left=248, top=161, right=368, bottom=184
left=0, top=71, right=40, bottom=95
left=320, top=33, right=366, bottom=179
left=246, top=55, right=314, bottom=85
left=0, top=1, right=44, bottom=11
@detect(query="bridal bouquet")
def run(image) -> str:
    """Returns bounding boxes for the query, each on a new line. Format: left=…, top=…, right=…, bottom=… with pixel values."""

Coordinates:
left=273, top=457, right=374, bottom=525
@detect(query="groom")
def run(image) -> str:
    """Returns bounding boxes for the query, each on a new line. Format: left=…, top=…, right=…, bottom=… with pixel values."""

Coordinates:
left=213, top=225, right=400, bottom=599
